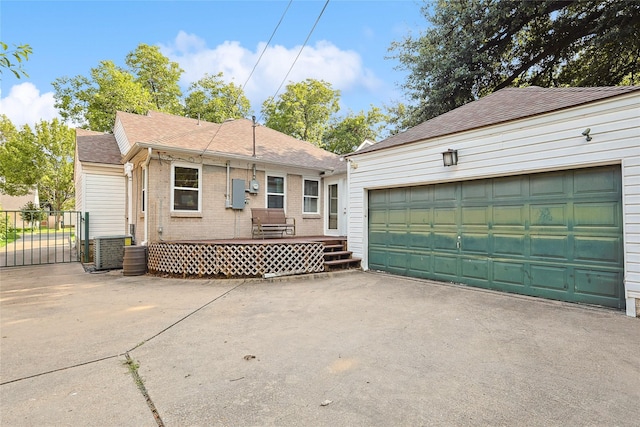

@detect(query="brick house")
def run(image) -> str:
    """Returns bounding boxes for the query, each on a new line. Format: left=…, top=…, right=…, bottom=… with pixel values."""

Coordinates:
left=75, top=111, right=348, bottom=245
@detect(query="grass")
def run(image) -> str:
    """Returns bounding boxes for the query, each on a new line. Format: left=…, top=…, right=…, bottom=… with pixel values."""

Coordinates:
left=0, top=228, right=76, bottom=248
left=0, top=231, right=19, bottom=248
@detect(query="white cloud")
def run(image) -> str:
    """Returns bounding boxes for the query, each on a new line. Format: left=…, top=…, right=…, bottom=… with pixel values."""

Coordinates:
left=0, top=83, right=60, bottom=128
left=160, top=31, right=381, bottom=112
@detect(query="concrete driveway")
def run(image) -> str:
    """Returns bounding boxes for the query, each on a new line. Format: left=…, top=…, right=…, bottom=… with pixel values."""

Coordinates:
left=1, top=263, right=638, bottom=426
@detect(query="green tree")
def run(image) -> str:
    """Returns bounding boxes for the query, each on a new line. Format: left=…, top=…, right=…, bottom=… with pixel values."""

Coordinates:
left=322, top=106, right=388, bottom=155
left=34, top=119, right=76, bottom=216
left=391, top=0, right=640, bottom=128
left=20, top=201, right=46, bottom=229
left=0, top=118, right=75, bottom=228
left=262, top=79, right=340, bottom=146
left=54, top=61, right=154, bottom=131
left=0, top=118, right=43, bottom=195
left=53, top=44, right=184, bottom=131
left=125, top=43, right=184, bottom=114
left=0, top=114, right=18, bottom=144
left=0, top=42, right=32, bottom=79
left=184, top=72, right=252, bottom=122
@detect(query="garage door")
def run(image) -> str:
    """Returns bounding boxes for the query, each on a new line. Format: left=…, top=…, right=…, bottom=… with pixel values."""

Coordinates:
left=368, top=165, right=624, bottom=309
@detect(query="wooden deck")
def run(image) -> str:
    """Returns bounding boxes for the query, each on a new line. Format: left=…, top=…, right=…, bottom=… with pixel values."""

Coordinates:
left=147, top=236, right=359, bottom=278
left=165, top=236, right=346, bottom=245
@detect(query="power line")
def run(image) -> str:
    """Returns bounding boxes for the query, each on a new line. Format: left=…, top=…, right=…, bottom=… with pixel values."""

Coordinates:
left=203, top=0, right=293, bottom=157
left=238, top=0, right=293, bottom=98
left=200, top=0, right=330, bottom=156
left=257, top=0, right=331, bottom=124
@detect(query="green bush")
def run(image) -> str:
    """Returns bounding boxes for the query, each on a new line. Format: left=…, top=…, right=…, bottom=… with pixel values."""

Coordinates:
left=0, top=211, right=16, bottom=241
left=19, top=202, right=46, bottom=227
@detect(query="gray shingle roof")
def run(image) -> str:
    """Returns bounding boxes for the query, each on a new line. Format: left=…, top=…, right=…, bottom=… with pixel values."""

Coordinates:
left=76, top=128, right=121, bottom=165
left=117, top=111, right=345, bottom=172
left=357, top=86, right=640, bottom=155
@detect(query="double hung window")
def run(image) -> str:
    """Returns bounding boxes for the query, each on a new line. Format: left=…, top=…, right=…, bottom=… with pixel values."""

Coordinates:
left=171, top=163, right=201, bottom=212
left=267, top=175, right=285, bottom=208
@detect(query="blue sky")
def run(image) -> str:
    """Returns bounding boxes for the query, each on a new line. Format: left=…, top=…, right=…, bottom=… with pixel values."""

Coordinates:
left=1, top=0, right=426, bottom=128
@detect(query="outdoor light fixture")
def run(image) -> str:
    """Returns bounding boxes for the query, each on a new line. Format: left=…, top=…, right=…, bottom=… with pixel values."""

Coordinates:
left=582, top=128, right=592, bottom=141
left=442, top=149, right=458, bottom=167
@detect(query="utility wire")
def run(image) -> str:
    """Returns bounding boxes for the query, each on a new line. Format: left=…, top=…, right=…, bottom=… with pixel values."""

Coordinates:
left=200, top=0, right=330, bottom=156
left=200, top=0, right=293, bottom=157
left=257, top=0, right=331, bottom=124
left=236, top=0, right=293, bottom=104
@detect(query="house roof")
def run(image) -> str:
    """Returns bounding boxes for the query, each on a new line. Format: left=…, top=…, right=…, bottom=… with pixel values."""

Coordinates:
left=356, top=86, right=640, bottom=155
left=76, top=128, right=121, bottom=165
left=117, top=111, right=345, bottom=172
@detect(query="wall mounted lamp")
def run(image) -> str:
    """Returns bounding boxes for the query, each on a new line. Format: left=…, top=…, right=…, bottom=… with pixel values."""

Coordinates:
left=582, top=128, right=592, bottom=141
left=442, top=149, right=458, bottom=167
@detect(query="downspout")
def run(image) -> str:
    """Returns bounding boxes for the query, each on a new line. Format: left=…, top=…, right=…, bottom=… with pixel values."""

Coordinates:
left=124, top=162, right=134, bottom=237
left=225, top=161, right=231, bottom=208
left=143, top=147, right=152, bottom=245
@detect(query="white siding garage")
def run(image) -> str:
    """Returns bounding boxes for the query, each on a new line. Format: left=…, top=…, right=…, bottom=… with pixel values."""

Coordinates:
left=347, top=87, right=640, bottom=316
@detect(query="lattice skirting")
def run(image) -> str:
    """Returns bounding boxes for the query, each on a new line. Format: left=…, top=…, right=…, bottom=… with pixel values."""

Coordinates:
left=148, top=241, right=325, bottom=277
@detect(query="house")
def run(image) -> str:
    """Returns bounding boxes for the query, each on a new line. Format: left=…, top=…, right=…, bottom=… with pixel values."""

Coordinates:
left=0, top=191, right=40, bottom=227
left=75, top=111, right=348, bottom=246
left=345, top=86, right=640, bottom=317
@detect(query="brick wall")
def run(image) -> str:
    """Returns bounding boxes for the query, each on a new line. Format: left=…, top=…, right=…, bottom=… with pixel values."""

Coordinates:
left=141, top=159, right=325, bottom=242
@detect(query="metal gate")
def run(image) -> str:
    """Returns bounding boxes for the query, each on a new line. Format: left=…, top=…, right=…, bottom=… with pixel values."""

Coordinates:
left=1, top=210, right=88, bottom=267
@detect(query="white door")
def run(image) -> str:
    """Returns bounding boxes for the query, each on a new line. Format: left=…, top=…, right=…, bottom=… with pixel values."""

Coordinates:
left=325, top=177, right=347, bottom=236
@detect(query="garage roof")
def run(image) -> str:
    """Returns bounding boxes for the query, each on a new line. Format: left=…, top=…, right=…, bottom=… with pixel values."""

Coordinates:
left=356, top=86, right=640, bottom=155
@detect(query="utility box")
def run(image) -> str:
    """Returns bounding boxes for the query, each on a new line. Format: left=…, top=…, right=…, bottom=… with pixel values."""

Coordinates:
left=232, top=179, right=246, bottom=209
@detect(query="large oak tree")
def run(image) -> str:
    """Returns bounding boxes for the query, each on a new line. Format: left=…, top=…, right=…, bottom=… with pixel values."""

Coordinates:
left=391, top=0, right=640, bottom=128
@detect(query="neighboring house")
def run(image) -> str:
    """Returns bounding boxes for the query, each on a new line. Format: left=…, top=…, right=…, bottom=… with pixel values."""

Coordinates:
left=75, top=111, right=347, bottom=246
left=0, top=191, right=40, bottom=226
left=346, top=86, right=640, bottom=317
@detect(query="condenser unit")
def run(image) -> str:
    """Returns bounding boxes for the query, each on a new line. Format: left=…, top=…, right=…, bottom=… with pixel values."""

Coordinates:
left=94, top=235, right=130, bottom=270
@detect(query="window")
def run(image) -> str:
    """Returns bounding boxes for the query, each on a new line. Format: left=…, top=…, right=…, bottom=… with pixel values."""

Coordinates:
left=171, top=163, right=201, bottom=212
left=328, top=184, right=338, bottom=229
left=267, top=175, right=285, bottom=209
left=303, top=178, right=320, bottom=214
left=141, top=168, right=146, bottom=213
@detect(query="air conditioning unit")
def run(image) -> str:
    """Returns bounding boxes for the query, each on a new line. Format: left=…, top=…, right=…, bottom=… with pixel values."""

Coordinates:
left=94, top=235, right=130, bottom=270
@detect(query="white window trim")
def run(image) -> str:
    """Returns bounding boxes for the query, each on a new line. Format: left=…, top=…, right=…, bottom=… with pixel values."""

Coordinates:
left=303, top=177, right=320, bottom=214
left=265, top=172, right=286, bottom=210
left=170, top=162, right=202, bottom=213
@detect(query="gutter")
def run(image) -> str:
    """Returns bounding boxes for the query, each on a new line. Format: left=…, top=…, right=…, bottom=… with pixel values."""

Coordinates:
left=143, top=147, right=152, bottom=245
left=128, top=141, right=336, bottom=173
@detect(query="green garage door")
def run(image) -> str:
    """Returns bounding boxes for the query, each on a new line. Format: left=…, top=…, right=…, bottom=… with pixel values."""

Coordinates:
left=368, top=165, right=624, bottom=309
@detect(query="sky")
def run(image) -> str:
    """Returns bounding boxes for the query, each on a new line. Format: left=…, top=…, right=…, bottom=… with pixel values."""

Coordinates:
left=1, top=0, right=427, bottom=129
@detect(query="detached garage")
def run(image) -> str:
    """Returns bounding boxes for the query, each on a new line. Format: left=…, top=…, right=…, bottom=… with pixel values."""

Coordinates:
left=347, top=86, right=640, bottom=316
